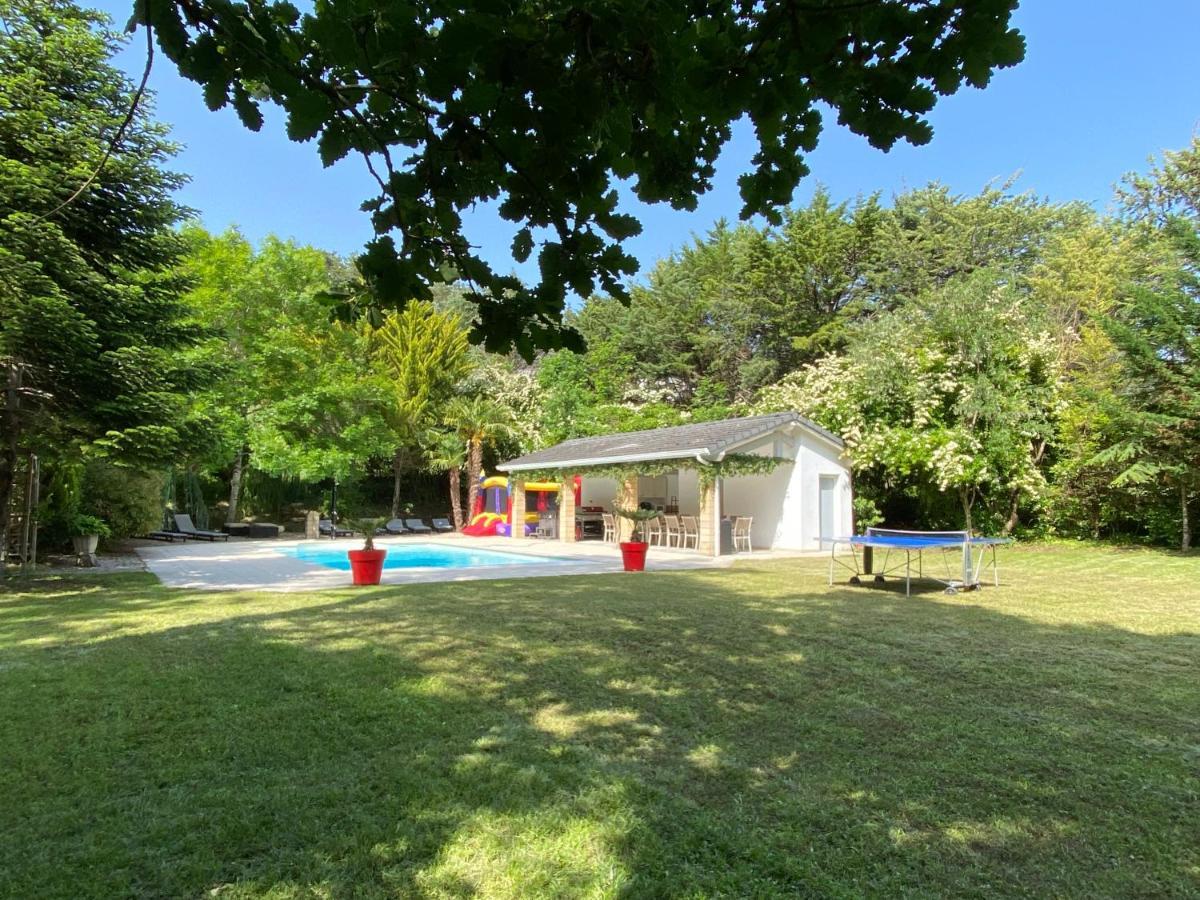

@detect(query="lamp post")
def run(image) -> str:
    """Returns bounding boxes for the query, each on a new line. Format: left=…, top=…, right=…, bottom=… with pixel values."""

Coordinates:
left=330, top=476, right=338, bottom=540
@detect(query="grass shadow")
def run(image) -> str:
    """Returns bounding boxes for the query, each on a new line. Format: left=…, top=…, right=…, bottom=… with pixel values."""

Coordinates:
left=0, top=553, right=1197, bottom=896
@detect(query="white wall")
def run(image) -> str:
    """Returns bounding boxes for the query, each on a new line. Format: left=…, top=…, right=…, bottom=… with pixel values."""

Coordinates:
left=638, top=474, right=669, bottom=509
left=721, top=430, right=851, bottom=550
left=722, top=463, right=794, bottom=549
left=676, top=468, right=699, bottom=514
left=580, top=476, right=618, bottom=508
left=794, top=433, right=853, bottom=549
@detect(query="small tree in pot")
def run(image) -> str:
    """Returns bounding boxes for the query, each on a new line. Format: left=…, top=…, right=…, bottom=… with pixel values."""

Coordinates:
left=346, top=516, right=388, bottom=585
left=614, top=506, right=661, bottom=572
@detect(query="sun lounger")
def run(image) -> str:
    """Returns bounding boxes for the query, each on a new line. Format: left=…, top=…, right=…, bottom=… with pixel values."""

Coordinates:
left=173, top=514, right=229, bottom=542
left=318, top=518, right=353, bottom=537
left=379, top=518, right=409, bottom=535
left=430, top=517, right=454, bottom=532
left=404, top=518, right=433, bottom=534
left=145, top=530, right=188, bottom=542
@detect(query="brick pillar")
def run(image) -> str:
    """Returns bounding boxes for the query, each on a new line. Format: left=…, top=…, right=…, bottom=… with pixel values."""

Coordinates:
left=616, top=476, right=639, bottom=542
left=558, top=477, right=577, bottom=542
left=510, top=478, right=526, bottom=540
left=698, top=478, right=719, bottom=557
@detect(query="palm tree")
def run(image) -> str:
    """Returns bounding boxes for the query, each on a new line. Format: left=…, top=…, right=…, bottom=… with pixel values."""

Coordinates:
left=444, top=395, right=515, bottom=519
left=370, top=303, right=471, bottom=517
left=424, top=429, right=467, bottom=530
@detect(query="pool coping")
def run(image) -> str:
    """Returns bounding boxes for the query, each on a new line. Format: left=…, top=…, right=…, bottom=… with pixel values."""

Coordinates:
left=135, top=533, right=734, bottom=592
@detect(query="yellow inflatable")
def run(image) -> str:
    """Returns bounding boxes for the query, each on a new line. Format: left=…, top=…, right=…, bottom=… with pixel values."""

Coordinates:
left=464, top=475, right=562, bottom=536
left=481, top=475, right=561, bottom=493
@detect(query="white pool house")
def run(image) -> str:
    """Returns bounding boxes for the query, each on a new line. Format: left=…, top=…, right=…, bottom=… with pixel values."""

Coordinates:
left=498, top=412, right=853, bottom=556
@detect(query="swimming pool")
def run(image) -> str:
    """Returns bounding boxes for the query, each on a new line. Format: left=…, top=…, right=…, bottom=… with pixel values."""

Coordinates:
left=289, top=542, right=572, bottom=571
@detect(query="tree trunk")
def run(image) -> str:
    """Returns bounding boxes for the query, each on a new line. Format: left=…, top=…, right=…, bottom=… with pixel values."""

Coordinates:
left=448, top=466, right=464, bottom=530
left=1002, top=439, right=1047, bottom=537
left=226, top=446, right=247, bottom=526
left=959, top=486, right=974, bottom=535
left=1182, top=483, right=1191, bottom=553
left=391, top=448, right=404, bottom=518
left=465, top=438, right=483, bottom=519
left=1001, top=489, right=1020, bottom=537
left=0, top=362, right=22, bottom=562
left=0, top=450, right=14, bottom=564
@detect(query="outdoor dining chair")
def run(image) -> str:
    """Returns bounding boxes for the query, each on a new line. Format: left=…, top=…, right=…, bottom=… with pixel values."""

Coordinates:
left=733, top=516, right=753, bottom=552
left=680, top=515, right=699, bottom=550
left=645, top=514, right=664, bottom=546
left=663, top=514, right=682, bottom=547
left=601, top=512, right=617, bottom=543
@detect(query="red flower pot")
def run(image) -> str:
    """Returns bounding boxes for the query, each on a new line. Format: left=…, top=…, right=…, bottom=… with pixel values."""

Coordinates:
left=348, top=548, right=387, bottom=585
left=619, top=541, right=648, bottom=572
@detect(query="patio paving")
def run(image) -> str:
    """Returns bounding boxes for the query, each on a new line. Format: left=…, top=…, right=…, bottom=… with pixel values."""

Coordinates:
left=135, top=533, right=741, bottom=592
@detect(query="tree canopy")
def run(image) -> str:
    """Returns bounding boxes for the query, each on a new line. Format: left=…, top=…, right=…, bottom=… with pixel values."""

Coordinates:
left=181, top=226, right=348, bottom=516
left=140, top=0, right=1025, bottom=354
left=170, top=144, right=1200, bottom=549
left=0, top=0, right=202, bottom=542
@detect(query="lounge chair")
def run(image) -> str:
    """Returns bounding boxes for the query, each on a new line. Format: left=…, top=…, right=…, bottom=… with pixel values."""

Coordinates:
left=430, top=517, right=454, bottom=532
left=173, top=514, right=229, bottom=542
left=379, top=518, right=409, bottom=535
left=145, top=530, right=188, bottom=542
left=404, top=518, right=433, bottom=534
left=318, top=518, right=353, bottom=537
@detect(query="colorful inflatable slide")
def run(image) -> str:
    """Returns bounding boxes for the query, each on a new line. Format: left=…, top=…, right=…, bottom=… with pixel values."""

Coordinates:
left=461, top=475, right=563, bottom=537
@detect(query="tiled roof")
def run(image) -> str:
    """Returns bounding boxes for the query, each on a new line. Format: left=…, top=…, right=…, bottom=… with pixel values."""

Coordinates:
left=499, top=411, right=842, bottom=471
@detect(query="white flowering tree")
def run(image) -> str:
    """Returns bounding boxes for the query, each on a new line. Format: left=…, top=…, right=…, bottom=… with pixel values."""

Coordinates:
left=756, top=270, right=1061, bottom=533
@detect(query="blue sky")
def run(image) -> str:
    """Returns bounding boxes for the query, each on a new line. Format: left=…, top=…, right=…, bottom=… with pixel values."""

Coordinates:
left=98, top=0, right=1200, bottom=284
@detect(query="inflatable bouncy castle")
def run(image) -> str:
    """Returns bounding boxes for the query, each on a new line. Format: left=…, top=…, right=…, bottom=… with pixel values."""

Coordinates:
left=461, top=475, right=561, bottom=537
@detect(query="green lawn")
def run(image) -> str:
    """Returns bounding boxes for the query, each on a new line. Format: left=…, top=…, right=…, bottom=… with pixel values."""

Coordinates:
left=1, top=545, right=1197, bottom=898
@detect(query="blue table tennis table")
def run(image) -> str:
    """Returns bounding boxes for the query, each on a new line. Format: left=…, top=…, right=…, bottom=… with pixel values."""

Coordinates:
left=828, top=528, right=1011, bottom=596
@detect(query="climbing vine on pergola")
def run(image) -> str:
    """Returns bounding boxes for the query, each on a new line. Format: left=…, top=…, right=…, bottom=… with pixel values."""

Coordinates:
left=515, top=454, right=787, bottom=491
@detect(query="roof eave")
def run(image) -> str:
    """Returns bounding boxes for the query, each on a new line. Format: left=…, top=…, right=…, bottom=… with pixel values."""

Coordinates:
left=707, top=415, right=799, bottom=460
left=498, top=411, right=844, bottom=472
left=499, top=447, right=712, bottom=472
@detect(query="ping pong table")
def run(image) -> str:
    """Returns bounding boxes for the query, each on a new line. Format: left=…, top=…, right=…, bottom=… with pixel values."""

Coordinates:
left=828, top=528, right=1010, bottom=596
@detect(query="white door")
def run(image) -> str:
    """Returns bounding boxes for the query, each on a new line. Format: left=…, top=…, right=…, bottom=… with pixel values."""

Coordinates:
left=819, top=476, right=838, bottom=543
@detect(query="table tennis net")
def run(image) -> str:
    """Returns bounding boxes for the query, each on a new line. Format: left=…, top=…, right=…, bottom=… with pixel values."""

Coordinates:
left=865, top=527, right=971, bottom=540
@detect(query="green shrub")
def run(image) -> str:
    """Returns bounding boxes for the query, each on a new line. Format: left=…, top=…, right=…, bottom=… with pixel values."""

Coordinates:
left=37, top=460, right=84, bottom=550
left=81, top=462, right=164, bottom=539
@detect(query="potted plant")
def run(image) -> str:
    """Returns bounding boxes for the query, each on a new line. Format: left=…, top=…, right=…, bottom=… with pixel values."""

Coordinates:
left=614, top=506, right=661, bottom=572
left=69, top=514, right=111, bottom=567
left=346, top=517, right=387, bottom=585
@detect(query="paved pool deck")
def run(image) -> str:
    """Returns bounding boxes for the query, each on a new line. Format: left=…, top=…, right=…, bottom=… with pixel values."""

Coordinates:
left=135, top=533, right=775, bottom=592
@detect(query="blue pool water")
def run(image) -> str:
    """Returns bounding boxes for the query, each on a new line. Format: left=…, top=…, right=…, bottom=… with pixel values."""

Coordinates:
left=290, top=542, right=571, bottom=571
